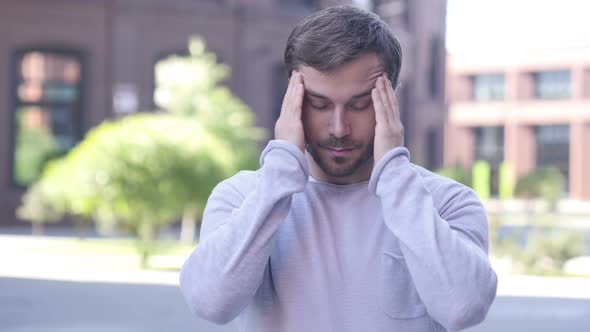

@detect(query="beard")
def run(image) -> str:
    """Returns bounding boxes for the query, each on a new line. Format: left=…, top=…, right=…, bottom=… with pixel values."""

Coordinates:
left=305, top=135, right=374, bottom=178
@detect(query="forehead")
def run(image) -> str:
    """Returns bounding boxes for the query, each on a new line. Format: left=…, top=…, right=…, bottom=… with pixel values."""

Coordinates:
left=299, top=53, right=384, bottom=102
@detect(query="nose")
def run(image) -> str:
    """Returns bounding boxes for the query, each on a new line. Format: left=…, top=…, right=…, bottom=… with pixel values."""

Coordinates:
left=329, top=107, right=351, bottom=139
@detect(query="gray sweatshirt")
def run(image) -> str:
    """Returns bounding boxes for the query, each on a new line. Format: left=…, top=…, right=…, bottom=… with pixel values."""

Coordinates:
left=180, top=140, right=498, bottom=332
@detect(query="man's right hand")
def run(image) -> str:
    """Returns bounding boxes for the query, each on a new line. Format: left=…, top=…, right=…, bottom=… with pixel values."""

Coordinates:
left=274, top=70, right=305, bottom=151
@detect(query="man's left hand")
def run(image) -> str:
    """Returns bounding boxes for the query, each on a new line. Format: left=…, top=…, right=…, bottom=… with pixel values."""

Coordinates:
left=371, top=73, right=405, bottom=164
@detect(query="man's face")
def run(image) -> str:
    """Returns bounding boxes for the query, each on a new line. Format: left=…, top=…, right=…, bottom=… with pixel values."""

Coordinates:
left=299, top=53, right=385, bottom=184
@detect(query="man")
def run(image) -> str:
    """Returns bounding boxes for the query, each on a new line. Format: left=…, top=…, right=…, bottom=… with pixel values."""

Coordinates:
left=180, top=6, right=497, bottom=332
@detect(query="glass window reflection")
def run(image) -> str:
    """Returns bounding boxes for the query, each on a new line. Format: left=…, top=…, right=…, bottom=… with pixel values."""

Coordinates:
left=12, top=50, right=83, bottom=186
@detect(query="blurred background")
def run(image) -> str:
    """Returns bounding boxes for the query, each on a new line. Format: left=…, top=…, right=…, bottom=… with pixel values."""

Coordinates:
left=1, top=0, right=589, bottom=331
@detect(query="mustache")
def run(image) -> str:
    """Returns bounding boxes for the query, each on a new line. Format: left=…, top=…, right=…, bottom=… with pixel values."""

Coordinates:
left=319, top=136, right=363, bottom=149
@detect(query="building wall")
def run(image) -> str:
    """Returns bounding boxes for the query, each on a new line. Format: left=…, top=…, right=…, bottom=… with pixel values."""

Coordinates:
left=377, top=0, right=447, bottom=169
left=0, top=0, right=447, bottom=224
left=446, top=48, right=590, bottom=200
left=0, top=0, right=111, bottom=224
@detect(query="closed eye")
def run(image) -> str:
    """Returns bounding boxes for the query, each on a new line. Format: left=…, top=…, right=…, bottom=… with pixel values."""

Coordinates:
left=305, top=97, right=330, bottom=110
left=311, top=104, right=329, bottom=110
left=349, top=100, right=372, bottom=111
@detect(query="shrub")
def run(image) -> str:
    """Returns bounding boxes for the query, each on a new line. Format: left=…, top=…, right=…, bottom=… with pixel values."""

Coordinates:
left=436, top=164, right=472, bottom=187
left=514, top=167, right=565, bottom=211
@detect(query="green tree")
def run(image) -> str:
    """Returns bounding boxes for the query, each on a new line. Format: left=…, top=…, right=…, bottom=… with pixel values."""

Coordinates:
left=16, top=181, right=63, bottom=236
left=154, top=37, right=265, bottom=171
left=18, top=37, right=266, bottom=266
left=435, top=164, right=472, bottom=187
left=29, top=114, right=235, bottom=267
left=154, top=36, right=266, bottom=242
left=85, top=115, right=236, bottom=266
left=13, top=116, right=60, bottom=186
left=514, top=167, right=565, bottom=211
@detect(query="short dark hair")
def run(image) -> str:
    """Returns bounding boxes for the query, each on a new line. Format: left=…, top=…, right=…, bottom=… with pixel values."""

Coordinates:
left=284, top=6, right=402, bottom=89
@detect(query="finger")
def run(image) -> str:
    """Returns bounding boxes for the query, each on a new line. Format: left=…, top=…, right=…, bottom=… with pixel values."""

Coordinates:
left=377, top=77, right=393, bottom=125
left=380, top=76, right=397, bottom=125
left=288, top=71, right=299, bottom=98
left=293, top=83, right=304, bottom=117
left=372, top=83, right=388, bottom=126
left=282, top=71, right=298, bottom=111
left=290, top=72, right=303, bottom=115
left=383, top=75, right=401, bottom=123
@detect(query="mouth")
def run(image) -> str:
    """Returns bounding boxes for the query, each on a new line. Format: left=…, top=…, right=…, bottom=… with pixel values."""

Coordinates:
left=324, top=146, right=354, bottom=157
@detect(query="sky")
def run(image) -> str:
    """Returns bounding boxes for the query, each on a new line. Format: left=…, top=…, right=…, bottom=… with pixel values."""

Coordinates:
left=446, top=0, right=590, bottom=55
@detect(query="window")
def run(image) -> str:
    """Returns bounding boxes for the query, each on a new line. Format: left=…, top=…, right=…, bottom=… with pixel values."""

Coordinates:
left=426, top=128, right=439, bottom=170
left=535, top=125, right=570, bottom=191
left=473, top=126, right=505, bottom=196
left=277, top=0, right=319, bottom=9
left=374, top=0, right=409, bottom=25
left=473, top=126, right=504, bottom=165
left=533, top=70, right=571, bottom=99
left=428, top=36, right=442, bottom=99
left=471, top=73, right=505, bottom=101
left=11, top=48, right=84, bottom=187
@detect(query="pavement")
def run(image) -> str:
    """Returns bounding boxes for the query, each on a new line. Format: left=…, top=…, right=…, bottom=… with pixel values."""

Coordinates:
left=0, top=277, right=236, bottom=332
left=2, top=228, right=590, bottom=331
left=466, top=296, right=590, bottom=332
left=2, top=232, right=590, bottom=299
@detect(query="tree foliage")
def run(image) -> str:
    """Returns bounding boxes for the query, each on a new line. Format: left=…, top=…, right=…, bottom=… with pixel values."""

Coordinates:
left=514, top=167, right=565, bottom=211
left=435, top=164, right=472, bottom=187
left=154, top=37, right=266, bottom=170
left=18, top=36, right=266, bottom=266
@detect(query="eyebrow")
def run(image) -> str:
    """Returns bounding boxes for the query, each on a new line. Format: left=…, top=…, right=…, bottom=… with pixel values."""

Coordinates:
left=305, top=87, right=374, bottom=101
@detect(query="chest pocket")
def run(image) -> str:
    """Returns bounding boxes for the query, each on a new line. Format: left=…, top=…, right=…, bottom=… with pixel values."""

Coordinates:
left=379, top=252, right=428, bottom=319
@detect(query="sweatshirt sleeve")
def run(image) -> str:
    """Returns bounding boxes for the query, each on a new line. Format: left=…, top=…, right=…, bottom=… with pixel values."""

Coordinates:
left=368, top=147, right=498, bottom=332
left=179, top=140, right=309, bottom=324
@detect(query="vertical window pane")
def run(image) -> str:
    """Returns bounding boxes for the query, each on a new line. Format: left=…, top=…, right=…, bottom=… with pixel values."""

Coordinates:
left=13, top=107, right=59, bottom=185
left=277, top=0, right=318, bottom=8
left=473, top=126, right=505, bottom=196
left=534, top=70, right=571, bottom=99
left=473, top=126, right=504, bottom=164
left=428, top=37, right=442, bottom=99
left=472, top=73, right=505, bottom=101
left=535, top=125, right=570, bottom=191
left=12, top=50, right=83, bottom=186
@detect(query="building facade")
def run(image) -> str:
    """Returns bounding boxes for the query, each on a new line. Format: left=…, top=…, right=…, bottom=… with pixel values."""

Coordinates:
left=0, top=0, right=447, bottom=224
left=446, top=48, right=590, bottom=200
